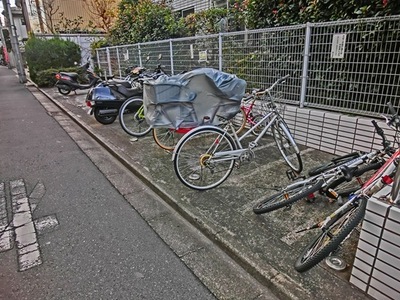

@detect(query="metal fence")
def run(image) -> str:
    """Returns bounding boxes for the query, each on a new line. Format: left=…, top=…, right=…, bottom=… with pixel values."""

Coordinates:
left=96, top=15, right=400, bottom=118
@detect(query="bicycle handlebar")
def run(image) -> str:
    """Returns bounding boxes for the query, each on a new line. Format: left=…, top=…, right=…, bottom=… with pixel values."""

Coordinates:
left=372, top=119, right=391, bottom=150
left=386, top=102, right=400, bottom=129
left=276, top=74, right=290, bottom=85
left=387, top=102, right=396, bottom=115
left=247, top=74, right=290, bottom=98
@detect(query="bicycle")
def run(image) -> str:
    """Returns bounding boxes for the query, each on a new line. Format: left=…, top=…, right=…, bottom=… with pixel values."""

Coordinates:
left=294, top=149, right=400, bottom=272
left=292, top=103, right=400, bottom=272
left=252, top=118, right=394, bottom=214
left=172, top=75, right=303, bottom=190
left=118, top=97, right=152, bottom=137
left=234, top=88, right=282, bottom=136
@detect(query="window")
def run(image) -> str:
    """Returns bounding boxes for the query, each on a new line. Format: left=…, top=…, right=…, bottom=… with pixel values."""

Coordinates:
left=181, top=7, right=194, bottom=18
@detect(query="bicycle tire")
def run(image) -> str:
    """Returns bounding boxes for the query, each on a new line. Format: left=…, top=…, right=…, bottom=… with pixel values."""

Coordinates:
left=324, top=160, right=384, bottom=198
left=173, top=126, right=237, bottom=190
left=231, top=107, right=247, bottom=135
left=153, top=128, right=186, bottom=151
left=119, top=97, right=152, bottom=137
left=253, top=179, right=324, bottom=214
left=294, top=196, right=367, bottom=272
left=272, top=119, right=303, bottom=173
left=308, top=152, right=362, bottom=176
left=251, top=114, right=267, bottom=136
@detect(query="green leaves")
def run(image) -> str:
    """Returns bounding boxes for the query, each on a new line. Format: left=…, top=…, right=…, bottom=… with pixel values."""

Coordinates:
left=109, top=0, right=188, bottom=45
left=25, top=36, right=81, bottom=83
left=245, top=0, right=400, bottom=29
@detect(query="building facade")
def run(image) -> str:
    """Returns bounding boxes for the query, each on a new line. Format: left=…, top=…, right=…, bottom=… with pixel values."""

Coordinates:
left=169, top=0, right=228, bottom=16
left=15, top=0, right=226, bottom=34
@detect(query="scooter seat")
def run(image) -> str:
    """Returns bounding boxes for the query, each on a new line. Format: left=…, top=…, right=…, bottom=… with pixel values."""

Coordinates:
left=115, top=85, right=142, bottom=98
left=60, top=72, right=79, bottom=80
left=123, top=87, right=142, bottom=98
left=107, top=79, right=132, bottom=88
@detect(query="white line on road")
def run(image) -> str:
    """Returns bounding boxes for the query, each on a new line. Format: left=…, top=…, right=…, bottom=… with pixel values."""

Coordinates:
left=10, top=179, right=42, bottom=271
left=0, top=182, right=12, bottom=252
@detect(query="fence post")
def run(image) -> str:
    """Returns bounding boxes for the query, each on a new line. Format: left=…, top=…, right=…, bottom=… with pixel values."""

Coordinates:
left=218, top=33, right=223, bottom=71
left=96, top=49, right=101, bottom=71
left=300, top=23, right=312, bottom=108
left=138, top=44, right=142, bottom=67
left=169, top=39, right=174, bottom=75
left=116, top=47, right=121, bottom=78
left=106, top=47, right=112, bottom=77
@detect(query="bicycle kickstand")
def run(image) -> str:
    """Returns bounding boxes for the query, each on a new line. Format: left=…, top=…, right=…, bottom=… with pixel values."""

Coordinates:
left=286, top=169, right=304, bottom=181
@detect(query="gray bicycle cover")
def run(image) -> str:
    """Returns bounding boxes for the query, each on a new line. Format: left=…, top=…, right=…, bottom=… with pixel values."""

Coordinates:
left=143, top=68, right=246, bottom=128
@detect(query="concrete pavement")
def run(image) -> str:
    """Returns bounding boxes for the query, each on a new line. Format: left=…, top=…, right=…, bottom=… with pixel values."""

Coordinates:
left=4, top=65, right=372, bottom=299
left=1, top=66, right=281, bottom=299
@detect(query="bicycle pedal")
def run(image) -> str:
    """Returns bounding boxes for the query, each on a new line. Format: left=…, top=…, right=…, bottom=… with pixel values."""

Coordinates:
left=286, top=169, right=302, bottom=181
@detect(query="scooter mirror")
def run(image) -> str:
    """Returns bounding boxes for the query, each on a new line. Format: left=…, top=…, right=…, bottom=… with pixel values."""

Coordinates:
left=158, top=54, right=162, bottom=60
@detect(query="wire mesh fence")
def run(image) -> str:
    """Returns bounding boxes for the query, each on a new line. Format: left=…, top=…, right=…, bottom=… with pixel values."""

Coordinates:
left=96, top=15, right=400, bottom=118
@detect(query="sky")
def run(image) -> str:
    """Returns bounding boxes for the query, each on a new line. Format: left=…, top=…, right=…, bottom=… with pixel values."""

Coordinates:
left=0, top=0, right=16, bottom=24
left=1, top=1, right=16, bottom=11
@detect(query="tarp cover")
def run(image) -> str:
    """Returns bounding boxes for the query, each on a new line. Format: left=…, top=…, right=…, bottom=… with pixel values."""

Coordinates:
left=143, top=68, right=246, bottom=128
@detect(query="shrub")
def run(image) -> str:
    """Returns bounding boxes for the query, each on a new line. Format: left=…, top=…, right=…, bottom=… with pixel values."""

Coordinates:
left=35, top=67, right=90, bottom=88
left=25, top=35, right=81, bottom=82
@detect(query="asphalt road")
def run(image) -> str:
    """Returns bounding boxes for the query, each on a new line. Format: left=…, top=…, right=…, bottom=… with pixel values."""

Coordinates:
left=0, top=66, right=219, bottom=299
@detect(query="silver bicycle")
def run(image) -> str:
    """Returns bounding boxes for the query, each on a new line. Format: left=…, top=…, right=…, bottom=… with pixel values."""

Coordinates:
left=172, top=75, right=303, bottom=190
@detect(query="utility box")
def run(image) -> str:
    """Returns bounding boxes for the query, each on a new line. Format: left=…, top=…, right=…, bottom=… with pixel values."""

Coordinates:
left=350, top=186, right=400, bottom=300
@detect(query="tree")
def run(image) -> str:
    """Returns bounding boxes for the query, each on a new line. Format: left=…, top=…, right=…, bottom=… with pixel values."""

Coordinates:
left=109, top=0, right=188, bottom=45
left=245, top=0, right=400, bottom=29
left=41, top=0, right=60, bottom=33
left=82, top=0, right=118, bottom=33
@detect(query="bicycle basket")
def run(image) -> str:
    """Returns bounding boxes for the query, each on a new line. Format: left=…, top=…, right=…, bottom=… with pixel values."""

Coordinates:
left=143, top=68, right=246, bottom=128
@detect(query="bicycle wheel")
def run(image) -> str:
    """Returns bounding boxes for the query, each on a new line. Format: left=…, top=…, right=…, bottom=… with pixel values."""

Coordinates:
left=119, top=97, right=152, bottom=137
left=173, top=127, right=237, bottom=190
left=251, top=114, right=268, bottom=136
left=153, top=128, right=187, bottom=151
left=272, top=118, right=303, bottom=173
left=230, top=107, right=247, bottom=135
left=294, top=196, right=367, bottom=272
left=308, top=152, right=362, bottom=176
left=253, top=179, right=324, bottom=214
left=324, top=159, right=384, bottom=198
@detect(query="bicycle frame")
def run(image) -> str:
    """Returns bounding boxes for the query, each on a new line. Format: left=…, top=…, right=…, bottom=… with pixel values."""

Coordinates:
left=208, top=102, right=300, bottom=160
left=318, top=148, right=400, bottom=230
left=134, top=104, right=145, bottom=119
left=282, top=149, right=386, bottom=193
left=240, top=96, right=265, bottom=127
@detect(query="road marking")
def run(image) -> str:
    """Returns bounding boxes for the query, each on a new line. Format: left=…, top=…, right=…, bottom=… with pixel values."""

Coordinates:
left=34, top=215, right=59, bottom=235
left=1, top=179, right=58, bottom=271
left=0, top=182, right=12, bottom=252
left=10, top=179, right=42, bottom=271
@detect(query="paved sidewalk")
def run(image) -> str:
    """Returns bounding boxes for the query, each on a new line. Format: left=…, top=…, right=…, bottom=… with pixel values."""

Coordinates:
left=35, top=74, right=369, bottom=299
left=0, top=67, right=231, bottom=299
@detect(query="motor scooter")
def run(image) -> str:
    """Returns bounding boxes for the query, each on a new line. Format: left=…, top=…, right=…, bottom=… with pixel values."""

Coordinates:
left=86, top=63, right=166, bottom=125
left=54, top=62, right=102, bottom=95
